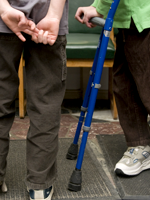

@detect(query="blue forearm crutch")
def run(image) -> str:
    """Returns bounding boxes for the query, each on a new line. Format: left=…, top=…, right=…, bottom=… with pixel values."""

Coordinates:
left=67, top=0, right=120, bottom=191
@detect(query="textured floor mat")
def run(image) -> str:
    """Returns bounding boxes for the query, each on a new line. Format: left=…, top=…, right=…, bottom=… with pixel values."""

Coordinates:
left=0, top=139, right=119, bottom=200
left=97, top=134, right=150, bottom=200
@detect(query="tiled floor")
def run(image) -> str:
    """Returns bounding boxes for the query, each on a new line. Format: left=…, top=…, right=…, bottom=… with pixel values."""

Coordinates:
left=10, top=99, right=123, bottom=140
left=9, top=99, right=123, bottom=191
left=7, top=99, right=150, bottom=199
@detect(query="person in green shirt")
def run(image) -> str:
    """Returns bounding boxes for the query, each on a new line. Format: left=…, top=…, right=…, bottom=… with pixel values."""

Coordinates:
left=0, top=0, right=68, bottom=199
left=75, top=0, right=150, bottom=176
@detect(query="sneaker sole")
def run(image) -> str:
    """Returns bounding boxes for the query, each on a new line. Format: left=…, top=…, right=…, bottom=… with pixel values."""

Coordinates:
left=115, top=169, right=126, bottom=176
left=115, top=159, right=150, bottom=176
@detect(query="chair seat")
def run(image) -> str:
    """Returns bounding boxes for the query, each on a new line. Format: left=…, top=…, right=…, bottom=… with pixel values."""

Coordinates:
left=66, top=33, right=115, bottom=59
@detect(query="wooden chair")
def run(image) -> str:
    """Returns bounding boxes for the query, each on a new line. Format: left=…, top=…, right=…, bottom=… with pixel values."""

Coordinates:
left=66, top=29, right=118, bottom=119
left=65, top=0, right=118, bottom=119
left=18, top=29, right=117, bottom=119
left=18, top=0, right=118, bottom=119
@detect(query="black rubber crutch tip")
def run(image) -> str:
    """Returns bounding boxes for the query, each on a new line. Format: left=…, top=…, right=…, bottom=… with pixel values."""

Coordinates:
left=66, top=143, right=78, bottom=160
left=68, top=169, right=82, bottom=192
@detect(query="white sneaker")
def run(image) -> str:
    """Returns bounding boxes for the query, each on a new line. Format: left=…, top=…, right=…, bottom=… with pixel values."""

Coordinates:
left=114, top=145, right=150, bottom=175
left=28, top=186, right=54, bottom=200
left=0, top=180, right=7, bottom=192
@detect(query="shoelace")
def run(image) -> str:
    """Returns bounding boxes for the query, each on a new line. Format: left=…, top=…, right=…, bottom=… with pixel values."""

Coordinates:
left=123, top=146, right=145, bottom=158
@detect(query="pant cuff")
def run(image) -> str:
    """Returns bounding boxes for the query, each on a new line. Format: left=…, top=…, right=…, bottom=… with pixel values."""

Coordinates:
left=25, top=176, right=56, bottom=190
left=126, top=138, right=150, bottom=147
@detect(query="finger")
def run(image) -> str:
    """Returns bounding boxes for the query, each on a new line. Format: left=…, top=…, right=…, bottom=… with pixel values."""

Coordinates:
left=75, top=9, right=84, bottom=23
left=28, top=20, right=36, bottom=30
left=83, top=14, right=90, bottom=24
left=47, top=36, right=53, bottom=46
left=47, top=36, right=56, bottom=46
left=18, top=14, right=28, bottom=27
left=24, top=29, right=34, bottom=36
left=86, top=22, right=95, bottom=28
left=24, top=28, right=39, bottom=37
left=48, top=39, right=54, bottom=46
left=31, top=34, right=38, bottom=43
left=38, top=30, right=44, bottom=43
left=86, top=23, right=92, bottom=28
left=34, top=27, right=40, bottom=34
left=83, top=15, right=93, bottom=28
left=90, top=23, right=96, bottom=28
left=43, top=31, right=49, bottom=45
left=16, top=32, right=26, bottom=42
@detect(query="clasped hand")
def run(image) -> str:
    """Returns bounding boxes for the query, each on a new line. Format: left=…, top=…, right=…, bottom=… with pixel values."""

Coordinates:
left=75, top=6, right=103, bottom=28
left=1, top=7, right=59, bottom=45
left=32, top=17, right=59, bottom=45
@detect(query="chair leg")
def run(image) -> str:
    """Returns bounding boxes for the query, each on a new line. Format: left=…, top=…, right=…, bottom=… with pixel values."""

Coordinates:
left=111, top=94, right=118, bottom=119
left=109, top=67, right=118, bottom=119
left=18, top=54, right=26, bottom=119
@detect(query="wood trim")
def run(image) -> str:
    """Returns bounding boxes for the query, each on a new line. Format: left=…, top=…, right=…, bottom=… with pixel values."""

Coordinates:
left=67, top=59, right=114, bottom=68
left=18, top=54, right=26, bottom=119
left=110, top=28, right=116, bottom=48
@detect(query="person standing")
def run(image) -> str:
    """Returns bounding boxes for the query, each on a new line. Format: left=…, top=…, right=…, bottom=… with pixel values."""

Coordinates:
left=0, top=0, right=68, bottom=199
left=75, top=0, right=150, bottom=176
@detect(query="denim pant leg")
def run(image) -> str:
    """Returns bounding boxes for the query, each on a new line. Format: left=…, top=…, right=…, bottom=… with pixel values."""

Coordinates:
left=0, top=33, right=23, bottom=182
left=25, top=35, right=67, bottom=190
left=113, top=28, right=150, bottom=147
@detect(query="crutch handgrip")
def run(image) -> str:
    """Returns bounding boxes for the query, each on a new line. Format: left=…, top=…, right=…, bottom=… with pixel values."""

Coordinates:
left=89, top=17, right=105, bottom=27
left=80, top=13, right=105, bottom=27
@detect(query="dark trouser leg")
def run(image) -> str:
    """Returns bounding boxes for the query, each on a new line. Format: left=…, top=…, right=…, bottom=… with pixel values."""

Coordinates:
left=25, top=35, right=67, bottom=190
left=0, top=33, right=23, bottom=181
left=113, top=25, right=150, bottom=147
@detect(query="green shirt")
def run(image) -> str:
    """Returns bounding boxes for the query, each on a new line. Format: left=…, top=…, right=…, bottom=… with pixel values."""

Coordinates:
left=92, top=0, right=150, bottom=32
